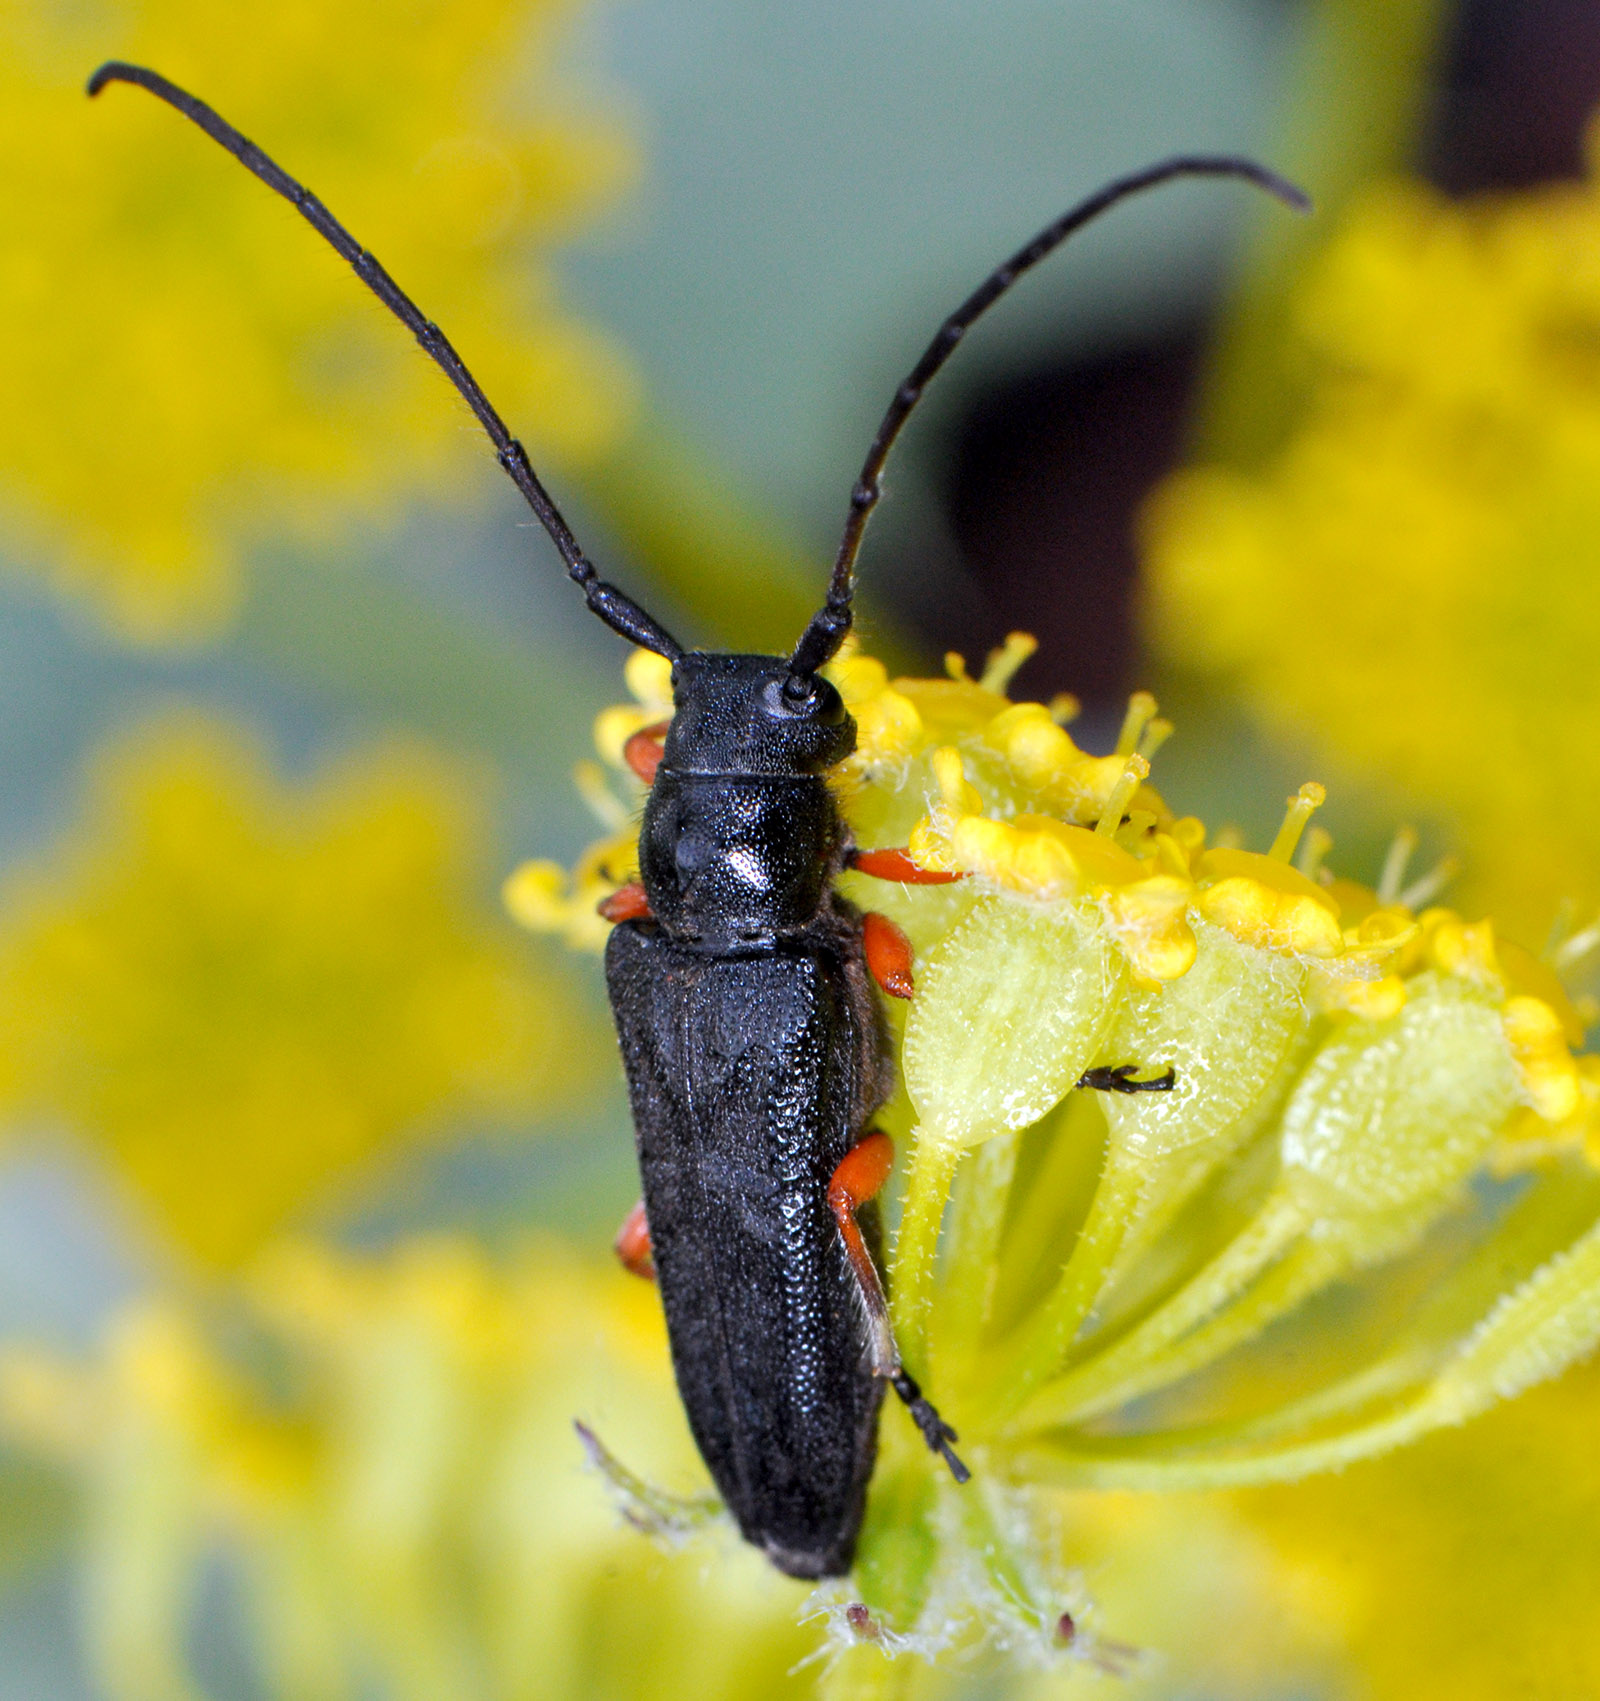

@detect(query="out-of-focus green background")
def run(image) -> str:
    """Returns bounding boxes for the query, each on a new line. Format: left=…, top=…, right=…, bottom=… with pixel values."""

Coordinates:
left=3, top=1, right=1599, bottom=1696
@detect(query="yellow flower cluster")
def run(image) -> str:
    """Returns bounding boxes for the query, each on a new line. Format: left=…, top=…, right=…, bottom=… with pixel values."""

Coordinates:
left=0, top=1239, right=816, bottom=1701
left=509, top=639, right=1600, bottom=1679
left=1144, top=131, right=1600, bottom=940
left=0, top=0, right=634, bottom=639
left=0, top=715, right=591, bottom=1266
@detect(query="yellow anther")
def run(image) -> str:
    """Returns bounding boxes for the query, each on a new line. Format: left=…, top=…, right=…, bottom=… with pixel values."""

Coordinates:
left=1428, top=916, right=1501, bottom=986
left=1195, top=847, right=1343, bottom=958
left=1296, top=823, right=1333, bottom=881
left=624, top=647, right=675, bottom=710
left=503, top=860, right=572, bottom=932
left=825, top=652, right=890, bottom=704
left=931, top=746, right=982, bottom=816
left=1268, top=782, right=1326, bottom=864
left=1094, top=753, right=1150, bottom=838
left=986, top=703, right=1083, bottom=793
left=1115, top=692, right=1159, bottom=758
left=1048, top=692, right=1080, bottom=726
left=1101, top=876, right=1198, bottom=983
left=943, top=651, right=971, bottom=682
left=1496, top=937, right=1589, bottom=1045
left=1376, top=827, right=1417, bottom=906
left=1349, top=907, right=1419, bottom=957
left=905, top=816, right=961, bottom=874
left=593, top=704, right=657, bottom=769
left=1169, top=816, right=1206, bottom=860
left=978, top=632, right=1038, bottom=694
left=1503, top=996, right=1583, bottom=1122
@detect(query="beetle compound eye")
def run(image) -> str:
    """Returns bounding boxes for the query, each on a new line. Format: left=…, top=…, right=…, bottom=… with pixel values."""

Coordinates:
left=774, top=674, right=821, bottom=714
left=765, top=676, right=845, bottom=725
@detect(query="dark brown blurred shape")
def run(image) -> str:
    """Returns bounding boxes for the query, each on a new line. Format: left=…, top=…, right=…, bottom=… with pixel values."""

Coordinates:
left=921, top=0, right=1600, bottom=721
left=941, top=336, right=1201, bottom=718
left=1423, top=0, right=1600, bottom=192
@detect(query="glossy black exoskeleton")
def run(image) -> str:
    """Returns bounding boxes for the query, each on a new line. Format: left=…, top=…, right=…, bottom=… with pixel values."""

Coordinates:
left=87, top=60, right=1306, bottom=1578
left=608, top=656, right=887, bottom=1575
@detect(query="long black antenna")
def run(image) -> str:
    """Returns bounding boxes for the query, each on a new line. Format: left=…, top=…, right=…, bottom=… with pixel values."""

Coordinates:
left=786, top=154, right=1310, bottom=683
left=88, top=61, right=683, bottom=662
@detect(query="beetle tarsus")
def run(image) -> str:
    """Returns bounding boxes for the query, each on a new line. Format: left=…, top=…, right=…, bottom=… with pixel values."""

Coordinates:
left=890, top=1368, right=970, bottom=1484
left=1077, top=1063, right=1177, bottom=1094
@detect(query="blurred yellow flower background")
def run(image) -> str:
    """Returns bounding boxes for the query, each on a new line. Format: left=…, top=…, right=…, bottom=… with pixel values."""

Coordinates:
left=0, top=718, right=592, bottom=1267
left=0, top=0, right=635, bottom=639
left=0, top=2, right=1597, bottom=1698
left=0, top=1239, right=817, bottom=1701
left=1146, top=119, right=1600, bottom=940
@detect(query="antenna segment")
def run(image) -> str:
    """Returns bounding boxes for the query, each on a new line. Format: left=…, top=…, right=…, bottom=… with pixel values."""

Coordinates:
left=88, top=61, right=684, bottom=661
left=785, top=155, right=1309, bottom=682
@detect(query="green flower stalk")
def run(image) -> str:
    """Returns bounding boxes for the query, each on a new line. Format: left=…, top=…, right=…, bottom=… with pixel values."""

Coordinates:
left=511, top=635, right=1600, bottom=1680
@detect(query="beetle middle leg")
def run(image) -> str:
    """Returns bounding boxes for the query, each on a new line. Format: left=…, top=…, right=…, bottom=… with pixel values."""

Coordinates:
left=827, top=1132, right=970, bottom=1484
left=1077, top=1063, right=1177, bottom=1094
left=862, top=911, right=915, bottom=999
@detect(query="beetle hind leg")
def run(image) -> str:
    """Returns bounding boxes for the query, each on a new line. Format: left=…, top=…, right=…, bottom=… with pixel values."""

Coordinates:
left=827, top=1132, right=970, bottom=1484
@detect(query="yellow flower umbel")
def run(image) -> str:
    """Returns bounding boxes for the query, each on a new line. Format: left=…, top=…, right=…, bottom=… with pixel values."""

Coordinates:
left=0, top=1238, right=816, bottom=1701
left=0, top=714, right=591, bottom=1266
left=0, top=0, right=633, bottom=639
left=511, top=637, right=1600, bottom=1682
left=1144, top=125, right=1600, bottom=940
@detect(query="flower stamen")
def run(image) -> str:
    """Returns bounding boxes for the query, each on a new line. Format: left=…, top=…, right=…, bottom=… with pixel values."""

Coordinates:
left=1094, top=753, right=1150, bottom=838
left=1268, top=781, right=1326, bottom=863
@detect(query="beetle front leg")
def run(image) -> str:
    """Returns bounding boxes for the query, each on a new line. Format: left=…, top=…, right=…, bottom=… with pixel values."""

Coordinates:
left=827, top=1132, right=970, bottom=1484
left=622, top=721, right=669, bottom=784
left=598, top=883, right=653, bottom=923
left=614, top=1199, right=655, bottom=1280
left=1077, top=1063, right=1177, bottom=1094
left=850, top=847, right=965, bottom=885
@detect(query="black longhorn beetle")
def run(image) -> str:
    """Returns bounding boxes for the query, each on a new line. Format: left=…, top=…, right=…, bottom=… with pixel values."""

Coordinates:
left=88, top=61, right=1307, bottom=1580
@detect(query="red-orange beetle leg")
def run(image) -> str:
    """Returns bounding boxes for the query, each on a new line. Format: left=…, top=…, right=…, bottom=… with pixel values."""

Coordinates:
left=623, top=721, right=670, bottom=784
left=862, top=910, right=915, bottom=999
left=826, top=1130, right=896, bottom=1375
left=598, top=882, right=653, bottom=923
left=614, top=1199, right=655, bottom=1280
left=850, top=847, right=964, bottom=885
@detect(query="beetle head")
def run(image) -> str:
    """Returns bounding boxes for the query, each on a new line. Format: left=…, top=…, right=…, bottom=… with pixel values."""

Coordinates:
left=662, top=654, right=855, bottom=777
